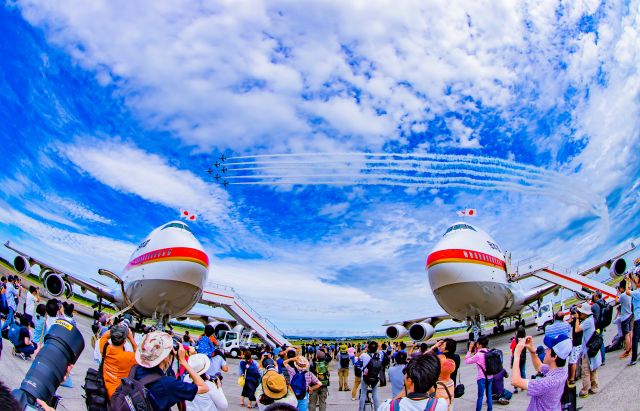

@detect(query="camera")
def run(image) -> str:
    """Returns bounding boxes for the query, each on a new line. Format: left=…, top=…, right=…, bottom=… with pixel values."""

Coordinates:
left=569, top=306, right=578, bottom=315
left=12, top=319, right=85, bottom=410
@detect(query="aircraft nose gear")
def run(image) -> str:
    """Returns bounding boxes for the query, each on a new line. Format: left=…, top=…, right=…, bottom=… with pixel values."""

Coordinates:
left=467, top=315, right=485, bottom=341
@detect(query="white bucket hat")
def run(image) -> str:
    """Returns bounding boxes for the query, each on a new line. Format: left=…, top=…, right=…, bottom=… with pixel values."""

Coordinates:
left=577, top=302, right=592, bottom=316
left=135, top=331, right=174, bottom=368
left=188, top=353, right=211, bottom=376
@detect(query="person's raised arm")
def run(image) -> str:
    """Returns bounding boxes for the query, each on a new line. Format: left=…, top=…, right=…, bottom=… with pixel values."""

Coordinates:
left=524, top=336, right=542, bottom=372
left=178, top=345, right=209, bottom=394
left=99, top=329, right=111, bottom=352
left=573, top=314, right=583, bottom=332
left=127, top=329, right=137, bottom=351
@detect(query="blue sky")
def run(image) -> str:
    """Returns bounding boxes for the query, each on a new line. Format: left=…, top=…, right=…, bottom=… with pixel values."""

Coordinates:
left=1, top=1, right=639, bottom=336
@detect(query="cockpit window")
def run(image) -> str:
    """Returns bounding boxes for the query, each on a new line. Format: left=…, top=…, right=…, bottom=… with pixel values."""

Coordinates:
left=444, top=223, right=477, bottom=235
left=161, top=222, right=192, bottom=233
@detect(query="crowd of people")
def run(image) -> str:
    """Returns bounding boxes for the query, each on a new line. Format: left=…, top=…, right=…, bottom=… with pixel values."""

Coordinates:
left=2, top=269, right=640, bottom=410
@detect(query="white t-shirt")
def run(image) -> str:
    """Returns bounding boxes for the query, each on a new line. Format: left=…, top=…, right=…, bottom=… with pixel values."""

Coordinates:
left=378, top=397, right=448, bottom=411
left=25, top=293, right=37, bottom=317
left=183, top=376, right=229, bottom=411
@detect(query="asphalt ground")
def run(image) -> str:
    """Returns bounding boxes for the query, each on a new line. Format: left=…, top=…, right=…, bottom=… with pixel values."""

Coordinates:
left=2, top=309, right=640, bottom=410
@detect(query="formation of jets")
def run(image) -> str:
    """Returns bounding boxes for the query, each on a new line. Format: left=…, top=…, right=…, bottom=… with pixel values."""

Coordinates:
left=206, top=155, right=229, bottom=188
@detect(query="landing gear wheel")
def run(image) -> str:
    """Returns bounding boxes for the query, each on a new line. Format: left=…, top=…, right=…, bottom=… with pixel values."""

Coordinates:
left=468, top=332, right=475, bottom=341
left=493, top=326, right=499, bottom=335
left=498, top=324, right=505, bottom=333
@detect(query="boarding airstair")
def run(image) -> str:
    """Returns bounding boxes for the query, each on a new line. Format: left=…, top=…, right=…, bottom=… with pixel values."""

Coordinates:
left=514, top=257, right=617, bottom=300
left=201, top=282, right=290, bottom=348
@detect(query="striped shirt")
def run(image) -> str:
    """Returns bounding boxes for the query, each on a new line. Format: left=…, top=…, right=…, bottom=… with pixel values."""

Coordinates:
left=544, top=320, right=572, bottom=340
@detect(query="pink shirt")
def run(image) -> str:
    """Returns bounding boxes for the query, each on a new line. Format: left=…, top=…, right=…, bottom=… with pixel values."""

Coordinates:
left=465, top=348, right=493, bottom=381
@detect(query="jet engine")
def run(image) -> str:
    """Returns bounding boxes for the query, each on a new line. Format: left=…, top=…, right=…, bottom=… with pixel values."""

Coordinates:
left=408, top=322, right=435, bottom=342
left=43, top=273, right=73, bottom=298
left=208, top=321, right=231, bottom=336
left=385, top=325, right=409, bottom=339
left=13, top=255, right=31, bottom=274
left=609, top=258, right=627, bottom=279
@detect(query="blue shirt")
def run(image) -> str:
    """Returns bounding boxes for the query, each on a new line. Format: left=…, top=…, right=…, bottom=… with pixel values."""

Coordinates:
left=388, top=364, right=405, bottom=397
left=631, top=289, right=640, bottom=320
left=6, top=284, right=17, bottom=310
left=196, top=335, right=215, bottom=358
left=620, top=292, right=632, bottom=320
left=134, top=366, right=198, bottom=411
left=33, top=315, right=45, bottom=344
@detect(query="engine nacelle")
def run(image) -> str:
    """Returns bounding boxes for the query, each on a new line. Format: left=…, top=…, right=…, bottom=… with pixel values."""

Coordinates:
left=13, top=255, right=31, bottom=274
left=408, top=322, right=435, bottom=342
left=385, top=325, right=409, bottom=339
left=44, top=273, right=73, bottom=298
left=610, top=258, right=627, bottom=279
left=208, top=321, right=231, bottom=337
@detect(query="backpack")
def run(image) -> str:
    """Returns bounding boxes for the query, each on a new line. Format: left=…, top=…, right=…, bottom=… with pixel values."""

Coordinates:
left=315, top=360, right=329, bottom=386
left=597, top=303, right=613, bottom=330
left=109, top=365, right=163, bottom=411
left=363, top=352, right=383, bottom=387
left=354, top=358, right=364, bottom=378
left=389, top=397, right=439, bottom=411
left=586, top=331, right=603, bottom=358
left=339, top=352, right=350, bottom=368
left=483, top=349, right=503, bottom=375
left=82, top=343, right=109, bottom=411
left=7, top=320, right=21, bottom=347
left=290, top=369, right=308, bottom=400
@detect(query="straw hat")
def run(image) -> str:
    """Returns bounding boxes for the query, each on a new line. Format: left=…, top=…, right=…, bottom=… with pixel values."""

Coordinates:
left=295, top=356, right=309, bottom=371
left=262, top=370, right=288, bottom=399
left=188, top=354, right=211, bottom=376
left=135, top=331, right=173, bottom=368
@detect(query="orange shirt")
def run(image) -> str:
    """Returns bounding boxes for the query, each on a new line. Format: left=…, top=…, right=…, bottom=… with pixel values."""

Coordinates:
left=99, top=333, right=138, bottom=398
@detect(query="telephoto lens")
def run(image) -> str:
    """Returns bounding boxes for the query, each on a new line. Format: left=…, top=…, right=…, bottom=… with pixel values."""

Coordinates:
left=13, top=319, right=85, bottom=409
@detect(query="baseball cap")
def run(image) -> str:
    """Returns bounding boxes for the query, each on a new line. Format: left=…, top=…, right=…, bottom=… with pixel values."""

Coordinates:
left=543, top=334, right=572, bottom=360
left=110, top=325, right=128, bottom=346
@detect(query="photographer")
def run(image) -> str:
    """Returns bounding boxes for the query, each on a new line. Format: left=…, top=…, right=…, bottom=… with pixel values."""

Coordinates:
left=131, top=331, right=208, bottom=410
left=626, top=272, right=640, bottom=366
left=574, top=302, right=600, bottom=397
left=511, top=334, right=570, bottom=409
left=183, top=354, right=228, bottom=411
left=465, top=336, right=492, bottom=411
left=358, top=341, right=383, bottom=411
left=100, top=324, right=138, bottom=398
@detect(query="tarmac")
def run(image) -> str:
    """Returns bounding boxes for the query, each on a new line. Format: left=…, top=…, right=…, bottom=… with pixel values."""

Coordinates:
left=2, top=308, right=640, bottom=410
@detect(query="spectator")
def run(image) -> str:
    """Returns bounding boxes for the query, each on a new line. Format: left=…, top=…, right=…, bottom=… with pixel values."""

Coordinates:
left=627, top=272, right=640, bottom=366
left=511, top=334, right=571, bottom=410
left=615, top=280, right=632, bottom=359
left=568, top=308, right=583, bottom=384
left=309, top=349, right=330, bottom=411
left=441, top=338, right=461, bottom=385
left=255, top=368, right=298, bottom=410
left=208, top=349, right=229, bottom=378
left=184, top=354, right=228, bottom=411
left=99, top=324, right=138, bottom=398
left=378, top=353, right=448, bottom=411
left=13, top=315, right=37, bottom=359
left=351, top=350, right=363, bottom=402
left=590, top=291, right=608, bottom=364
left=61, top=302, right=76, bottom=325
left=509, top=327, right=527, bottom=392
left=575, top=302, right=601, bottom=397
left=465, top=336, right=493, bottom=411
left=283, top=355, right=322, bottom=411
left=358, top=341, right=383, bottom=411
left=491, top=368, right=512, bottom=405
left=23, top=285, right=39, bottom=327
left=428, top=341, right=455, bottom=407
left=197, top=325, right=217, bottom=359
left=337, top=344, right=351, bottom=391
left=240, top=350, right=261, bottom=408
left=388, top=350, right=407, bottom=398
left=544, top=311, right=572, bottom=340
left=133, top=331, right=208, bottom=410
left=1, top=275, right=18, bottom=330
left=32, top=303, right=46, bottom=346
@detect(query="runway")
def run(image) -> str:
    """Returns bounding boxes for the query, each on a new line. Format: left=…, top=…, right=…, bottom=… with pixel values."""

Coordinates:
left=2, top=310, right=639, bottom=410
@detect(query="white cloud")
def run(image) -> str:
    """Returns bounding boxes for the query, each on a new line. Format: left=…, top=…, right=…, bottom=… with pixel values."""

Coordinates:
left=44, top=195, right=112, bottom=224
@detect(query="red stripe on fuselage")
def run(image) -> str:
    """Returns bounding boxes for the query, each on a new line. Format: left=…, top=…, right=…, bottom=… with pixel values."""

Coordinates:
left=125, top=247, right=209, bottom=270
left=427, top=248, right=506, bottom=270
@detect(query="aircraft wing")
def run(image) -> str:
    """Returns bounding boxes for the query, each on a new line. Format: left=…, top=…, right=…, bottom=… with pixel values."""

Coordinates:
left=575, top=244, right=637, bottom=277
left=4, top=241, right=121, bottom=306
left=382, top=311, right=454, bottom=329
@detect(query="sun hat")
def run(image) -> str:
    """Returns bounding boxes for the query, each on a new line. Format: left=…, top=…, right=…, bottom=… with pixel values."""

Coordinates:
left=135, top=331, right=174, bottom=368
left=188, top=354, right=211, bottom=376
left=262, top=370, right=288, bottom=399
left=577, top=302, right=593, bottom=316
left=340, top=344, right=348, bottom=352
left=295, top=356, right=309, bottom=371
left=543, top=334, right=572, bottom=360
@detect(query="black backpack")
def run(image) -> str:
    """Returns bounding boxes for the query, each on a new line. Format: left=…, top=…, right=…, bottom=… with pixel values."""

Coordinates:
left=82, top=343, right=109, bottom=411
left=109, top=365, right=163, bottom=411
left=586, top=331, right=603, bottom=358
left=598, top=303, right=613, bottom=330
left=339, top=352, right=350, bottom=368
left=363, top=352, right=383, bottom=387
left=483, top=349, right=503, bottom=375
